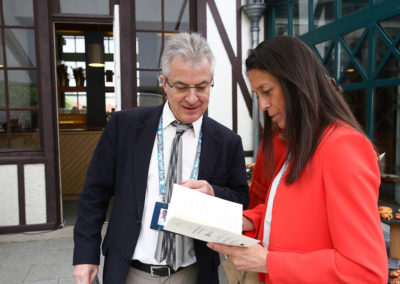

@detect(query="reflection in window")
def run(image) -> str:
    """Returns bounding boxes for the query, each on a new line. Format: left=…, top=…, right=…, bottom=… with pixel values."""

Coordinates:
left=137, top=70, right=164, bottom=107
left=3, top=0, right=34, bottom=26
left=341, top=62, right=364, bottom=84
left=0, top=111, right=5, bottom=132
left=8, top=70, right=37, bottom=108
left=377, top=53, right=400, bottom=81
left=374, top=86, right=399, bottom=175
left=0, top=30, right=3, bottom=67
left=0, top=71, right=4, bottom=108
left=342, top=28, right=365, bottom=51
left=136, top=0, right=162, bottom=30
left=10, top=110, right=39, bottom=148
left=63, top=92, right=87, bottom=113
left=5, top=29, right=36, bottom=67
left=324, top=47, right=335, bottom=77
left=374, top=29, right=389, bottom=72
left=60, top=0, right=109, bottom=15
left=0, top=111, right=6, bottom=147
left=354, top=33, right=369, bottom=73
left=10, top=110, right=38, bottom=131
left=0, top=0, right=39, bottom=149
left=165, top=0, right=190, bottom=31
left=275, top=4, right=289, bottom=35
left=313, top=0, right=334, bottom=29
left=292, top=0, right=308, bottom=36
left=62, top=35, right=85, bottom=54
left=379, top=14, right=400, bottom=41
left=342, top=0, right=369, bottom=17
left=314, top=40, right=332, bottom=61
left=104, top=36, right=114, bottom=54
left=342, top=89, right=367, bottom=131
left=338, top=41, right=350, bottom=75
left=136, top=33, right=163, bottom=69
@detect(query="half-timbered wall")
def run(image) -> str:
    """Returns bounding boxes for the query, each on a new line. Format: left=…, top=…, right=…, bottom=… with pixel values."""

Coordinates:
left=200, top=0, right=264, bottom=163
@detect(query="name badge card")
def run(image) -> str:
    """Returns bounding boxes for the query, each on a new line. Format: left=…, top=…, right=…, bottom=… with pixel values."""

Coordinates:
left=150, top=202, right=169, bottom=231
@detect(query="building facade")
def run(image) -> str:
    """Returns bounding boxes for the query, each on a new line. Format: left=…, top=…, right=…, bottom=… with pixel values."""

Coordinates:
left=0, top=0, right=398, bottom=233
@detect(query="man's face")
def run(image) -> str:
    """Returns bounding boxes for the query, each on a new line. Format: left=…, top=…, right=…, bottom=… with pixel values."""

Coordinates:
left=160, top=56, right=213, bottom=124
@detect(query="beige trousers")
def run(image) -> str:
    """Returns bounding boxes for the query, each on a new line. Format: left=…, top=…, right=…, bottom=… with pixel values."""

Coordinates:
left=125, top=264, right=198, bottom=284
left=221, top=260, right=263, bottom=284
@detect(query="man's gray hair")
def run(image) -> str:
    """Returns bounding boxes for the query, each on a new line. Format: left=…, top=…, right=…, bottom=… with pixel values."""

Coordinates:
left=161, top=32, right=215, bottom=77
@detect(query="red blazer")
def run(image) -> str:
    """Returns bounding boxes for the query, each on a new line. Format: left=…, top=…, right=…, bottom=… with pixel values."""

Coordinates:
left=248, top=133, right=286, bottom=209
left=244, top=124, right=387, bottom=283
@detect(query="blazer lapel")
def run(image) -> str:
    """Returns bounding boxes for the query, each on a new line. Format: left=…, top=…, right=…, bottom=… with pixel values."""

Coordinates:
left=133, top=105, right=164, bottom=216
left=198, top=117, right=222, bottom=180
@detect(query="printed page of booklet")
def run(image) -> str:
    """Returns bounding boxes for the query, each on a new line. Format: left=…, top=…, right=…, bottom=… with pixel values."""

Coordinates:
left=164, top=184, right=259, bottom=247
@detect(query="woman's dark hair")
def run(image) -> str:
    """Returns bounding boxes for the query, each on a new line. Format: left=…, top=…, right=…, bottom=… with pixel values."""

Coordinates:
left=246, top=35, right=364, bottom=184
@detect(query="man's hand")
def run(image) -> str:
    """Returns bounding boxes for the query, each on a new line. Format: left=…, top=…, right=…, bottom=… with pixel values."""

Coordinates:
left=207, top=243, right=268, bottom=273
left=181, top=180, right=215, bottom=196
left=73, top=264, right=99, bottom=284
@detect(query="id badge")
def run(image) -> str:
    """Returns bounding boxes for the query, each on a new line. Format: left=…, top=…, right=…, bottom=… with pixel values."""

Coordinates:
left=150, top=202, right=168, bottom=231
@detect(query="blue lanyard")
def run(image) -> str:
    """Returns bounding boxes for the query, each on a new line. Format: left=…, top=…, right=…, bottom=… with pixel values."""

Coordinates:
left=157, top=116, right=202, bottom=196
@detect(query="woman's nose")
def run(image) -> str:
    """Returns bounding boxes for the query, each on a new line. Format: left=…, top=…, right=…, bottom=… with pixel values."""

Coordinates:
left=259, top=97, right=270, bottom=111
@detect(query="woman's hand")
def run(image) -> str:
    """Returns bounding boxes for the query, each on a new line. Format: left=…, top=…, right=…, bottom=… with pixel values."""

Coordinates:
left=207, top=243, right=268, bottom=273
left=242, top=216, right=255, bottom=232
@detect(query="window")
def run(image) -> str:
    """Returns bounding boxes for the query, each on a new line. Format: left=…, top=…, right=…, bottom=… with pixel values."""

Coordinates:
left=56, top=28, right=115, bottom=129
left=135, top=0, right=191, bottom=107
left=59, top=0, right=110, bottom=15
left=266, top=0, right=400, bottom=206
left=0, top=0, right=40, bottom=149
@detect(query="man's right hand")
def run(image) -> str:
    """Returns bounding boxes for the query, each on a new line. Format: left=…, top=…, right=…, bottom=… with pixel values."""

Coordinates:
left=73, top=264, right=99, bottom=284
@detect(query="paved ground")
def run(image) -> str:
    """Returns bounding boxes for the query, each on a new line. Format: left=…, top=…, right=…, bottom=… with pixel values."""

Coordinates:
left=0, top=225, right=77, bottom=284
left=0, top=225, right=229, bottom=284
left=0, top=222, right=396, bottom=284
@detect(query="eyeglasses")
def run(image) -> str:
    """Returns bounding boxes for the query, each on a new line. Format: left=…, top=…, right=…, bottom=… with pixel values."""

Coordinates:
left=165, top=77, right=214, bottom=96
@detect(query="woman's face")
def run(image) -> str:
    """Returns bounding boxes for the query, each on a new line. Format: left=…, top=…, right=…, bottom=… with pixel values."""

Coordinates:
left=248, top=69, right=286, bottom=129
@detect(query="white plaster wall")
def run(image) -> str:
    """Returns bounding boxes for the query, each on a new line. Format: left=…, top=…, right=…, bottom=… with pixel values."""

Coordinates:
left=207, top=4, right=233, bottom=129
left=239, top=11, right=253, bottom=154
left=24, top=164, right=46, bottom=224
left=240, top=0, right=265, bottom=161
left=0, top=165, right=19, bottom=226
left=206, top=0, right=266, bottom=159
left=214, top=0, right=237, bottom=56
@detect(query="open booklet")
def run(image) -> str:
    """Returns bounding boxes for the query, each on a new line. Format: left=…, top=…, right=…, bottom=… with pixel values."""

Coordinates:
left=164, top=184, right=259, bottom=247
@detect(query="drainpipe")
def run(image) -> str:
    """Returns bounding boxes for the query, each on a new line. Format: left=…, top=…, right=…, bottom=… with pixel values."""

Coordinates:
left=242, top=0, right=267, bottom=161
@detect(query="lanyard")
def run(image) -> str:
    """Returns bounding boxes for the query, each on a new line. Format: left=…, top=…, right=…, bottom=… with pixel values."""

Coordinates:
left=157, top=116, right=202, bottom=196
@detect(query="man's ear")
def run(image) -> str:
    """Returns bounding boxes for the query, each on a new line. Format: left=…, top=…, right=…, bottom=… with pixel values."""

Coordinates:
left=160, top=75, right=168, bottom=93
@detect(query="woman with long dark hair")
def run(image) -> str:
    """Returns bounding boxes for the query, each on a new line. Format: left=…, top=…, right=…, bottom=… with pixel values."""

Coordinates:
left=208, top=35, right=387, bottom=283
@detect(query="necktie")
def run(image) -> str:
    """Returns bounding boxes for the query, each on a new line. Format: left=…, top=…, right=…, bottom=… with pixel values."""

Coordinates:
left=155, top=120, right=193, bottom=271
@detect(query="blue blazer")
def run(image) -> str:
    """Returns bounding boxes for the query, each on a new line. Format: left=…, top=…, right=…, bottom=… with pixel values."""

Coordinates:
left=73, top=104, right=249, bottom=284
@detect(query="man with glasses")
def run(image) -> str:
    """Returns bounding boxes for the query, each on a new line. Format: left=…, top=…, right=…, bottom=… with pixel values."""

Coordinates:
left=73, top=32, right=249, bottom=284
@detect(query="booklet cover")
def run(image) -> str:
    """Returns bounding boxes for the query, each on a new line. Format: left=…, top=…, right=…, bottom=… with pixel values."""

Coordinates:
left=164, top=184, right=259, bottom=247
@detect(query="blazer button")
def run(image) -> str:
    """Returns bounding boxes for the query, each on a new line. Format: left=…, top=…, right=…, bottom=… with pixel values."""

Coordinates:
left=136, top=219, right=141, bottom=225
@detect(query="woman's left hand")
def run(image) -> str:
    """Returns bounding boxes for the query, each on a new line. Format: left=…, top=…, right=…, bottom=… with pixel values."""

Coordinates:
left=207, top=243, right=268, bottom=273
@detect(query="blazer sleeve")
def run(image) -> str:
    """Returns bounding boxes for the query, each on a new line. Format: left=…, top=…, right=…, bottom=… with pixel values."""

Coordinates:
left=243, top=204, right=266, bottom=238
left=248, top=144, right=267, bottom=209
left=211, top=135, right=249, bottom=209
left=73, top=113, right=118, bottom=265
left=267, top=130, right=388, bottom=283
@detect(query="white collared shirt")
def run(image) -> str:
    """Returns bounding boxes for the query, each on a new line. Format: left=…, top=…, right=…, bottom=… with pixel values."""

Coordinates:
left=262, top=159, right=290, bottom=249
left=132, top=102, right=202, bottom=266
